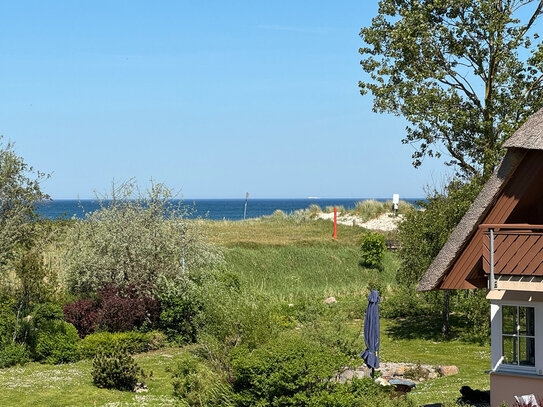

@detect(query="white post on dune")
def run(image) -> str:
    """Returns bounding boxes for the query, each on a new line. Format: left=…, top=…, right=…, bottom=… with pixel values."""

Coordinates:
left=244, top=192, right=249, bottom=220
left=392, top=193, right=399, bottom=216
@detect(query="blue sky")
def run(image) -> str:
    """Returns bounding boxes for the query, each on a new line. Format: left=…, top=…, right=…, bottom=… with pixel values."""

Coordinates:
left=0, top=1, right=449, bottom=199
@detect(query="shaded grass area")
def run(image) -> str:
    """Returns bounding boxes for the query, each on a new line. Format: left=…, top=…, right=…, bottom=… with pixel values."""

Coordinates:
left=380, top=318, right=490, bottom=405
left=0, top=347, right=184, bottom=407
left=385, top=313, right=470, bottom=342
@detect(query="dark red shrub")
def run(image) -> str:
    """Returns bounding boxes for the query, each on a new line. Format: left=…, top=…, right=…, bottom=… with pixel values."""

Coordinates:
left=63, top=299, right=99, bottom=338
left=96, top=285, right=159, bottom=332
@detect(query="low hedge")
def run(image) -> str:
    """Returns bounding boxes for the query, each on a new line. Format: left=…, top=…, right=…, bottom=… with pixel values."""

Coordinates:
left=34, top=320, right=80, bottom=364
left=0, top=342, right=29, bottom=368
left=80, top=331, right=166, bottom=359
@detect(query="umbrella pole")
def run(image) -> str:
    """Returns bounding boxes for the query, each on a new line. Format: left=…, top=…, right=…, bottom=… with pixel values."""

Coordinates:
left=371, top=368, right=374, bottom=379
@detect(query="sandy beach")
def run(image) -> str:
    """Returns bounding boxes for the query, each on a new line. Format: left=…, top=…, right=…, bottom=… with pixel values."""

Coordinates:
left=316, top=211, right=404, bottom=231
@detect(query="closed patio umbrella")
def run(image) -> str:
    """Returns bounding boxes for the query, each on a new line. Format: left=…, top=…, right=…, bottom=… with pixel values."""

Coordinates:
left=361, top=290, right=380, bottom=377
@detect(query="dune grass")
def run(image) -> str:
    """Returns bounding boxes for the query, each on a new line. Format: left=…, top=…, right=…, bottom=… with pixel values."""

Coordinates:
left=350, top=199, right=414, bottom=221
left=203, top=217, right=366, bottom=248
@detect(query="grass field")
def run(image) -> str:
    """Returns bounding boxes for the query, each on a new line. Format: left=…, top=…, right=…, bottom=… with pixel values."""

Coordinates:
left=0, top=217, right=490, bottom=406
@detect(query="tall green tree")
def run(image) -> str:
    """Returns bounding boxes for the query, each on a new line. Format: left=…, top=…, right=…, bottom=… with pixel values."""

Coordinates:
left=0, top=138, right=49, bottom=271
left=0, top=138, right=49, bottom=345
left=397, top=177, right=484, bottom=335
left=360, top=0, right=543, bottom=177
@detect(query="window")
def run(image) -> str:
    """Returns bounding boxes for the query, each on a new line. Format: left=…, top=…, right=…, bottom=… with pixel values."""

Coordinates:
left=502, top=306, right=535, bottom=367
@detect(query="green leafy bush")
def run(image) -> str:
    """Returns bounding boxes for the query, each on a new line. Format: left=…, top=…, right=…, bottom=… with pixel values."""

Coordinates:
left=0, top=342, right=29, bottom=368
left=34, top=320, right=80, bottom=364
left=24, top=303, right=80, bottom=364
left=307, top=377, right=399, bottom=407
left=159, top=278, right=203, bottom=344
left=361, top=232, right=386, bottom=269
left=171, top=353, right=233, bottom=407
left=230, top=333, right=347, bottom=406
left=303, top=311, right=365, bottom=359
left=32, top=303, right=64, bottom=326
left=80, top=331, right=165, bottom=359
left=456, top=289, right=490, bottom=344
left=198, top=278, right=282, bottom=351
left=91, top=347, right=143, bottom=391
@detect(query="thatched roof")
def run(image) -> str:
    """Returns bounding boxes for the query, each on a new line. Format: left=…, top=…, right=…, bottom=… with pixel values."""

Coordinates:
left=417, top=106, right=543, bottom=291
left=504, top=108, right=543, bottom=150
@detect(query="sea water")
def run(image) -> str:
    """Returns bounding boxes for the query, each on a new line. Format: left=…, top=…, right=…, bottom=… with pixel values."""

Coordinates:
left=36, top=198, right=421, bottom=221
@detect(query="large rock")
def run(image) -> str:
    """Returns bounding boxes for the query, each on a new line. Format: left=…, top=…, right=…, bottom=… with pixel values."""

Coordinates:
left=337, top=369, right=354, bottom=383
left=355, top=366, right=372, bottom=378
left=437, top=365, right=459, bottom=376
left=375, top=377, right=391, bottom=386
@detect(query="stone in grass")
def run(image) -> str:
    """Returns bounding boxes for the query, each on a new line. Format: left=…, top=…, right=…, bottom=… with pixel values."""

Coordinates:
left=338, top=369, right=354, bottom=383
left=323, top=297, right=337, bottom=304
left=375, top=377, right=391, bottom=387
left=437, top=365, right=459, bottom=377
left=134, top=382, right=148, bottom=393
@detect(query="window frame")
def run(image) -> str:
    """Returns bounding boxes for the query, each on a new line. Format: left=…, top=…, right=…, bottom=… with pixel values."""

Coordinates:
left=498, top=303, right=537, bottom=374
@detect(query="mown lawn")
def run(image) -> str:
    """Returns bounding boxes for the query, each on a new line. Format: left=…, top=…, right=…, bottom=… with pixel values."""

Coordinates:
left=0, top=347, right=184, bottom=407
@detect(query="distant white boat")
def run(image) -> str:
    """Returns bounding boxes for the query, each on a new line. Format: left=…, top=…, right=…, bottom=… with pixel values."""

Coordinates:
left=307, top=196, right=320, bottom=199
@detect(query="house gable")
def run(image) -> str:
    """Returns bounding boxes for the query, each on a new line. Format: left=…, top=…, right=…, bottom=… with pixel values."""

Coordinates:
left=438, top=150, right=543, bottom=290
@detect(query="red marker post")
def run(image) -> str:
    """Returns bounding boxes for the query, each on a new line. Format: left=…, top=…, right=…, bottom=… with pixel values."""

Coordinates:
left=332, top=206, right=338, bottom=239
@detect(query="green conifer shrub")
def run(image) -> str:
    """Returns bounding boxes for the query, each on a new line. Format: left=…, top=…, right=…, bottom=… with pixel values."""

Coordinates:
left=91, top=347, right=143, bottom=391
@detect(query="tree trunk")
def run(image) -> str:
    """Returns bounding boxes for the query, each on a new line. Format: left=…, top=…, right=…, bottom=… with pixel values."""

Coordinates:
left=442, top=290, right=450, bottom=336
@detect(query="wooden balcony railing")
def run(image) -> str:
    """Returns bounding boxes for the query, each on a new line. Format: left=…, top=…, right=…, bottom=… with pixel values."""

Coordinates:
left=479, top=224, right=543, bottom=277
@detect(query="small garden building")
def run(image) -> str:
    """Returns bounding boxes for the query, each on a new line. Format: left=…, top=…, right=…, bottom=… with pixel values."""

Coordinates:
left=419, top=107, right=543, bottom=407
